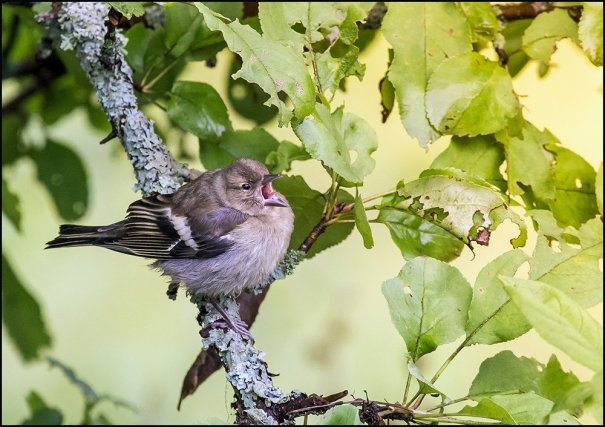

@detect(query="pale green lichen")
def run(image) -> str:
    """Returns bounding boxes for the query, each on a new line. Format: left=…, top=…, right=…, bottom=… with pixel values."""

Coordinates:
left=37, top=2, right=189, bottom=197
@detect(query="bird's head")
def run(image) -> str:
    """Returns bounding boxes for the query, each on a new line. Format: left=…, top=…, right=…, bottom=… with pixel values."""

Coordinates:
left=223, top=159, right=289, bottom=215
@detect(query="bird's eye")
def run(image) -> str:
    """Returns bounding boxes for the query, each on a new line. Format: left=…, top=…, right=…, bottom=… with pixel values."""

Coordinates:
left=241, top=183, right=251, bottom=190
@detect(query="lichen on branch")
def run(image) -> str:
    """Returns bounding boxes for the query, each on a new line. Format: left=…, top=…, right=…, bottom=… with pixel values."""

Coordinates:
left=37, top=2, right=189, bottom=196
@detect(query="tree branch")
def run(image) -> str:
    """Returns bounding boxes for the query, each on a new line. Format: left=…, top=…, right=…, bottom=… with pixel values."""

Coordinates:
left=37, top=3, right=324, bottom=424
left=37, top=2, right=189, bottom=196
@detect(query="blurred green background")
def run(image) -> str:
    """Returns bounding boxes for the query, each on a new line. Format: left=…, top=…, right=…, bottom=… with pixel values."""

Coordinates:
left=2, top=31, right=602, bottom=424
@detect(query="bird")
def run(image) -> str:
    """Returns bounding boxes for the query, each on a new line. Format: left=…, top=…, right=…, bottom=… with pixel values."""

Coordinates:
left=46, top=158, right=295, bottom=339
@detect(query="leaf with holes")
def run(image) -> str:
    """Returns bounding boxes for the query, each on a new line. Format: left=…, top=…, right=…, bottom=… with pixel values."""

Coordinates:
left=294, top=103, right=377, bottom=183
left=382, top=257, right=472, bottom=360
left=395, top=168, right=525, bottom=247
left=545, top=144, right=598, bottom=228
left=196, top=3, right=315, bottom=125
left=497, top=121, right=557, bottom=203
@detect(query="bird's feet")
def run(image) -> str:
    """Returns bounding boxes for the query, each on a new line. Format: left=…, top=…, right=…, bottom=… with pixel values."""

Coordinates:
left=209, top=301, right=254, bottom=342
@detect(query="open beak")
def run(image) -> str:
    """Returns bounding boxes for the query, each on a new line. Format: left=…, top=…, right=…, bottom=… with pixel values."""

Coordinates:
left=261, top=174, right=289, bottom=207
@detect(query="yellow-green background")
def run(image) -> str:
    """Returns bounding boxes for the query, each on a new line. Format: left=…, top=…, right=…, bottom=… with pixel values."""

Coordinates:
left=2, top=33, right=602, bottom=424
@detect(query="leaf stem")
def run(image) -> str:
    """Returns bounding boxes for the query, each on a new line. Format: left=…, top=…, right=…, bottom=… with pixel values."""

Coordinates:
left=362, top=190, right=396, bottom=204
left=412, top=415, right=504, bottom=425
left=413, top=301, right=511, bottom=407
left=142, top=56, right=181, bottom=92
left=425, top=396, right=470, bottom=412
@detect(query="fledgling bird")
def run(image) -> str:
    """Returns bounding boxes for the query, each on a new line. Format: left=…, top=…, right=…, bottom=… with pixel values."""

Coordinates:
left=46, top=158, right=294, bottom=337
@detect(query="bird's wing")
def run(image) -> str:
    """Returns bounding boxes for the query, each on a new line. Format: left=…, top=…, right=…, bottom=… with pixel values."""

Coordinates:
left=103, top=195, right=249, bottom=259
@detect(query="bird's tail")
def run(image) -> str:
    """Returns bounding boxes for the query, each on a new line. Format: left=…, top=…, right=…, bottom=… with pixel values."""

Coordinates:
left=46, top=221, right=126, bottom=249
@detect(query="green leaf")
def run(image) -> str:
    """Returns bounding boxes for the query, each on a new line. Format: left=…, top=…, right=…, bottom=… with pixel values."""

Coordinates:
left=2, top=113, right=26, bottom=166
left=481, top=393, right=553, bottom=425
left=501, top=276, right=603, bottom=372
left=379, top=49, right=395, bottom=123
left=469, top=351, right=542, bottom=397
left=164, top=3, right=208, bottom=58
left=22, top=391, right=64, bottom=425
left=529, top=211, right=603, bottom=308
left=318, top=404, right=362, bottom=425
left=407, top=360, right=451, bottom=400
left=30, top=139, right=88, bottom=221
left=22, top=407, right=64, bottom=425
left=586, top=371, right=603, bottom=423
left=313, top=3, right=372, bottom=94
left=107, top=2, right=145, bottom=19
left=395, top=169, right=524, bottom=246
left=465, top=250, right=531, bottom=345
left=540, top=355, right=583, bottom=415
left=383, top=3, right=472, bottom=146
left=597, top=162, right=603, bottom=216
left=203, top=2, right=243, bottom=21
left=2, top=176, right=22, bottom=232
left=168, top=81, right=232, bottom=142
left=456, top=2, right=498, bottom=44
left=2, top=256, right=52, bottom=362
left=293, top=104, right=377, bottom=183
left=545, top=144, right=598, bottom=228
left=522, top=9, right=579, bottom=65
left=382, top=257, right=472, bottom=360
left=199, top=128, right=279, bottom=170
left=226, top=55, right=278, bottom=126
left=500, top=19, right=533, bottom=77
left=376, top=207, right=464, bottom=261
left=426, top=52, right=520, bottom=137
left=548, top=411, right=580, bottom=425
left=264, top=141, right=310, bottom=174
left=260, top=3, right=372, bottom=95
left=354, top=192, right=373, bottom=249
left=430, top=135, right=506, bottom=192
left=498, top=121, right=557, bottom=202
left=273, top=176, right=354, bottom=258
left=455, top=399, right=516, bottom=424
left=195, top=3, right=315, bottom=126
left=578, top=2, right=603, bottom=66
